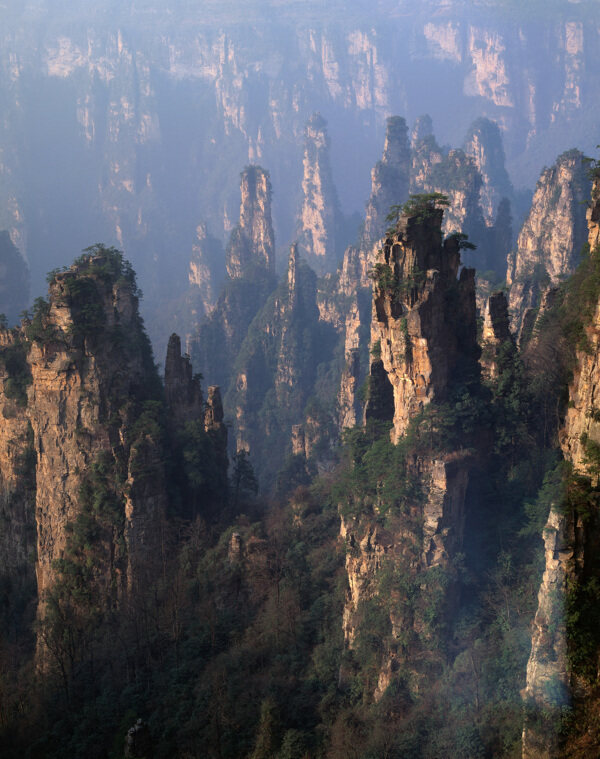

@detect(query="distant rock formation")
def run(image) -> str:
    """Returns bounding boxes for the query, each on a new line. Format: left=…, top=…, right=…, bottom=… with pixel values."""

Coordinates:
left=464, top=117, right=514, bottom=226
left=227, top=165, right=275, bottom=277
left=361, top=116, right=411, bottom=251
left=190, top=165, right=277, bottom=390
left=0, top=231, right=29, bottom=324
left=296, top=114, right=343, bottom=276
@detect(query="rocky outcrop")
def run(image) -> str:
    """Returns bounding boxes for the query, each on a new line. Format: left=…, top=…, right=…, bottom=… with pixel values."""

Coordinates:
left=227, top=165, right=275, bottom=278
left=0, top=328, right=35, bottom=634
left=508, top=150, right=590, bottom=330
left=411, top=114, right=434, bottom=147
left=338, top=301, right=362, bottom=431
left=296, top=114, right=342, bottom=276
left=0, top=231, right=29, bottom=325
left=367, top=200, right=478, bottom=442
left=522, top=508, right=573, bottom=759
left=361, top=116, right=411, bottom=251
left=409, top=121, right=492, bottom=269
left=25, top=251, right=167, bottom=603
left=410, top=120, right=443, bottom=194
left=165, top=332, right=203, bottom=426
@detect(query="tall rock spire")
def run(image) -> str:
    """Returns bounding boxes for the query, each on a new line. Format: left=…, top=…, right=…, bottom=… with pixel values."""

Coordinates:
left=226, top=165, right=275, bottom=278
left=463, top=117, right=513, bottom=226
left=296, top=113, right=341, bottom=276
left=366, top=197, right=478, bottom=442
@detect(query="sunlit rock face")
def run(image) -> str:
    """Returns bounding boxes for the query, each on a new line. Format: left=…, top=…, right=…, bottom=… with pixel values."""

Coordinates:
left=0, top=251, right=170, bottom=668
left=340, top=200, right=479, bottom=699
left=227, top=165, right=275, bottom=278
left=367, top=206, right=477, bottom=443
left=188, top=222, right=225, bottom=320
left=296, top=113, right=342, bottom=276
left=522, top=176, right=600, bottom=759
left=507, top=149, right=590, bottom=331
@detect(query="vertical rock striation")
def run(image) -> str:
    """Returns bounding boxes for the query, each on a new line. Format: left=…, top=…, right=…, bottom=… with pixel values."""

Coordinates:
left=342, top=198, right=479, bottom=697
left=296, top=114, right=342, bottom=276
left=227, top=165, right=275, bottom=278
left=188, top=222, right=225, bottom=319
left=0, top=249, right=174, bottom=658
left=367, top=202, right=478, bottom=442
left=522, top=175, right=600, bottom=758
left=480, top=290, right=513, bottom=381
left=507, top=149, right=590, bottom=330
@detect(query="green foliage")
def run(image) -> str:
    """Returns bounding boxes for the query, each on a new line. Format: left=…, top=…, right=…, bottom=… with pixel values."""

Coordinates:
left=384, top=193, right=449, bottom=235
left=0, top=339, right=32, bottom=406
left=333, top=421, right=422, bottom=521
left=446, top=231, right=477, bottom=251
left=24, top=296, right=56, bottom=343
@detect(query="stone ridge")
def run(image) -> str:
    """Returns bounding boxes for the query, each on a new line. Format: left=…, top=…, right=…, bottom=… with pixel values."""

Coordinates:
left=341, top=201, right=479, bottom=701
left=463, top=116, right=514, bottom=226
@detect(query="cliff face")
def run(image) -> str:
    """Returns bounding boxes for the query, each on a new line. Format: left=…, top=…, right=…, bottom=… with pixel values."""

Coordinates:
left=225, top=244, right=336, bottom=488
left=165, top=333, right=203, bottom=427
left=367, top=205, right=478, bottom=442
left=341, top=199, right=479, bottom=696
left=522, top=177, right=600, bottom=758
left=227, top=166, right=275, bottom=278
left=408, top=120, right=500, bottom=271
left=508, top=149, right=591, bottom=330
left=0, top=328, right=35, bottom=634
left=480, top=290, right=513, bottom=381
left=0, top=248, right=170, bottom=648
left=26, top=251, right=167, bottom=602
left=296, top=114, right=342, bottom=276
